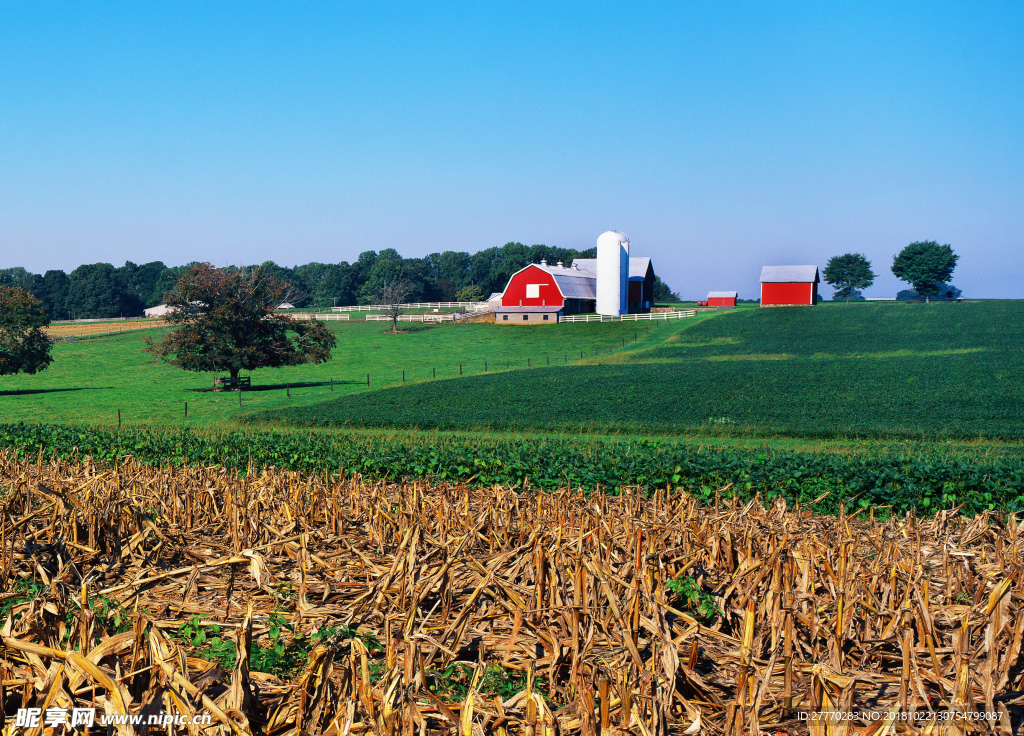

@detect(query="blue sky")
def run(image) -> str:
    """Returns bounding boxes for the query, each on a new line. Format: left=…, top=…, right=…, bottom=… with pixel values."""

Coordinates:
left=1, top=2, right=1021, bottom=298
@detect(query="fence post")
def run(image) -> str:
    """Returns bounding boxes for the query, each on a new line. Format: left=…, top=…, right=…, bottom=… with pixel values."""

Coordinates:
left=402, top=370, right=405, bottom=382
left=622, top=338, right=625, bottom=347
left=460, top=363, right=462, bottom=375
left=528, top=358, right=530, bottom=368
left=286, top=382, right=290, bottom=397
left=367, top=373, right=370, bottom=386
left=117, top=409, right=121, bottom=428
left=547, top=355, right=550, bottom=365
left=185, top=401, right=188, bottom=418
left=433, top=367, right=436, bottom=378
left=485, top=361, right=488, bottom=372
left=238, top=387, right=241, bottom=406
left=331, top=377, right=333, bottom=391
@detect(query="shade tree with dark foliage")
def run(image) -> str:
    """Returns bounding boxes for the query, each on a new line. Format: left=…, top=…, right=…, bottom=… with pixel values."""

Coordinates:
left=147, top=264, right=337, bottom=386
left=892, top=241, right=959, bottom=303
left=0, top=286, right=53, bottom=376
left=823, top=253, right=876, bottom=303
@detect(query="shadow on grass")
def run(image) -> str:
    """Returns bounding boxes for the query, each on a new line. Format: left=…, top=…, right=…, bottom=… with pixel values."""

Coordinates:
left=0, top=387, right=113, bottom=397
left=185, top=380, right=363, bottom=393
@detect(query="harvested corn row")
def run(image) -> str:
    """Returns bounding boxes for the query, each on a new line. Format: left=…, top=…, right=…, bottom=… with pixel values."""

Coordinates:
left=1, top=452, right=1022, bottom=735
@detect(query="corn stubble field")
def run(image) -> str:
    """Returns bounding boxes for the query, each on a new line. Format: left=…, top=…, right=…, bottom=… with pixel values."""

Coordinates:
left=2, top=452, right=1023, bottom=735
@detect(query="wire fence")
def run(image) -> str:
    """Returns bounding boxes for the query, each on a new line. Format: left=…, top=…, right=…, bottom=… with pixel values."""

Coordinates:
left=96, top=321, right=675, bottom=421
left=46, top=321, right=168, bottom=343
left=222, top=324, right=663, bottom=403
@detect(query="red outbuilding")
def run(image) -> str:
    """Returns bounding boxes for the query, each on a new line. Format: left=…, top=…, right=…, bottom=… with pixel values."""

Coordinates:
left=759, top=265, right=819, bottom=306
left=707, top=291, right=737, bottom=307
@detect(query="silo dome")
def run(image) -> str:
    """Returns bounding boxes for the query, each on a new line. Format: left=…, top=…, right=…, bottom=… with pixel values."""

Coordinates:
left=596, top=231, right=629, bottom=248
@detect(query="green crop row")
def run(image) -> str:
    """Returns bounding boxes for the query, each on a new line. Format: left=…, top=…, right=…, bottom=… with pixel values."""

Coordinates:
left=2, top=422, right=1023, bottom=516
left=260, top=301, right=1024, bottom=440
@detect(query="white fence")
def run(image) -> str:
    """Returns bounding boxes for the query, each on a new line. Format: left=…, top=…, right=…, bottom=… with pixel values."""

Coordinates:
left=288, top=306, right=694, bottom=324
left=366, top=313, right=457, bottom=323
left=329, top=301, right=488, bottom=313
left=289, top=313, right=350, bottom=321
left=560, top=310, right=696, bottom=323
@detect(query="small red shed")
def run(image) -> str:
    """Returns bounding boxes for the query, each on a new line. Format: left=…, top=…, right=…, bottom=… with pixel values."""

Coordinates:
left=759, top=265, right=819, bottom=306
left=707, top=291, right=737, bottom=307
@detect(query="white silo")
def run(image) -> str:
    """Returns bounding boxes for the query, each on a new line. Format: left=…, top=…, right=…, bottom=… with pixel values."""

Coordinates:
left=596, top=230, right=629, bottom=316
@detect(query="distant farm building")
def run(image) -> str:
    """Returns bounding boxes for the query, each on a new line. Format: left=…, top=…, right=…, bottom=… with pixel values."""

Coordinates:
left=707, top=291, right=737, bottom=307
left=144, top=304, right=173, bottom=318
left=759, top=266, right=819, bottom=306
left=496, top=231, right=656, bottom=324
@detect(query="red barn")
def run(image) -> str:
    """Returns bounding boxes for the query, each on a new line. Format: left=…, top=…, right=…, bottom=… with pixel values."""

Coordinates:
left=707, top=291, right=737, bottom=307
left=495, top=260, right=596, bottom=324
left=759, top=265, right=819, bottom=306
left=495, top=256, right=657, bottom=323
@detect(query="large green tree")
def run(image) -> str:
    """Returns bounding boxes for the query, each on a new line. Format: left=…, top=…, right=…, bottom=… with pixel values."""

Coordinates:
left=67, top=263, right=139, bottom=318
left=892, top=241, right=959, bottom=303
left=823, top=253, right=876, bottom=303
left=0, top=286, right=53, bottom=376
left=41, top=270, right=71, bottom=319
left=147, top=264, right=337, bottom=385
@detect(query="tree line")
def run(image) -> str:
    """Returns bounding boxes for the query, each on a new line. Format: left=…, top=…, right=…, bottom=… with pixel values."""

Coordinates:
left=1, top=242, right=681, bottom=321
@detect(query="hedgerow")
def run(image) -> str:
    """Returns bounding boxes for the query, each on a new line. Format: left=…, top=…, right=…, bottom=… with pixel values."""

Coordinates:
left=1, top=422, right=1022, bottom=515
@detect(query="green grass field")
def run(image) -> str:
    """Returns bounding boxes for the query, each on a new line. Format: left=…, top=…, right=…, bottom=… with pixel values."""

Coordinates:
left=0, top=314, right=715, bottom=427
left=261, top=301, right=1024, bottom=440
left=3, top=301, right=1023, bottom=509
left=2, top=301, right=1022, bottom=443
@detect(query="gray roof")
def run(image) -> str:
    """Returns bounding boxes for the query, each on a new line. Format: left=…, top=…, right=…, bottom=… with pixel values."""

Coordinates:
left=629, top=257, right=652, bottom=279
left=526, top=263, right=597, bottom=300
left=569, top=257, right=652, bottom=280
left=494, top=305, right=562, bottom=313
left=567, top=259, right=596, bottom=274
left=707, top=291, right=737, bottom=298
left=760, top=265, right=819, bottom=283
